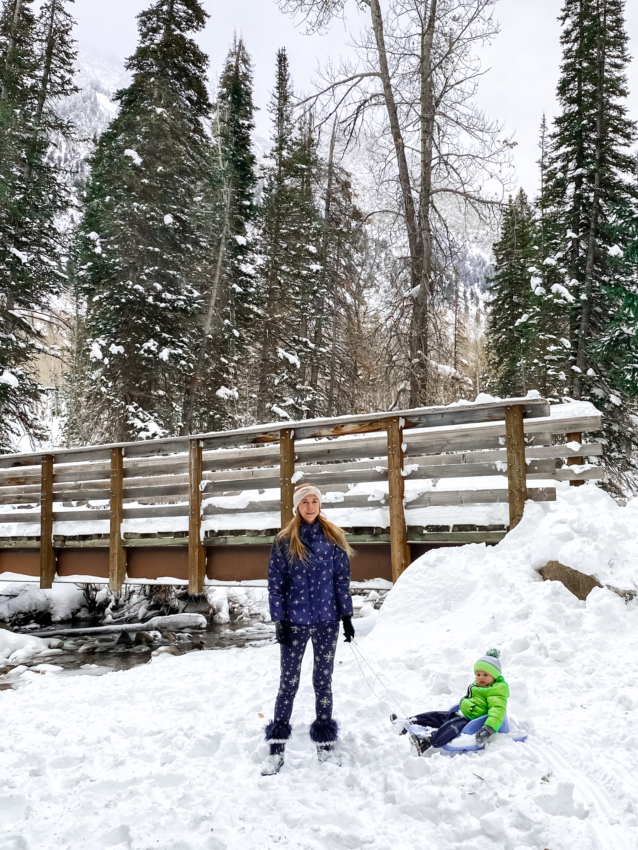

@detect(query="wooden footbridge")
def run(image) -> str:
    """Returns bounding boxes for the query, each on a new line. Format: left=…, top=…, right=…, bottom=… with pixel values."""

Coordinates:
left=0, top=398, right=603, bottom=591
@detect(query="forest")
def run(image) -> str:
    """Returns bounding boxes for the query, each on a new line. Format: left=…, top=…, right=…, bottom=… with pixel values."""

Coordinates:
left=0, top=0, right=637, bottom=491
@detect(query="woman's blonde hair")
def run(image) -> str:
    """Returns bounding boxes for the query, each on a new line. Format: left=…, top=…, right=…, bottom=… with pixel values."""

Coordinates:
left=276, top=485, right=354, bottom=563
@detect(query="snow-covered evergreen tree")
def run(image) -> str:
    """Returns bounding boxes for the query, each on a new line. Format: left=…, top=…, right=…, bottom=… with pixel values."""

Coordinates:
left=485, top=191, right=537, bottom=397
left=0, top=0, right=76, bottom=450
left=542, top=0, right=638, bottom=485
left=255, top=49, right=323, bottom=421
left=182, top=36, right=257, bottom=434
left=76, top=0, right=212, bottom=441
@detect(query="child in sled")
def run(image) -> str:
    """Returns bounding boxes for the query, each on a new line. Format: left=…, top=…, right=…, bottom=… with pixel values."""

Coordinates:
left=392, top=648, right=509, bottom=755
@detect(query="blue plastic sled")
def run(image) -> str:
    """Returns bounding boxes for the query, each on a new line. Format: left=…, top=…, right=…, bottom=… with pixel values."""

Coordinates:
left=408, top=704, right=527, bottom=755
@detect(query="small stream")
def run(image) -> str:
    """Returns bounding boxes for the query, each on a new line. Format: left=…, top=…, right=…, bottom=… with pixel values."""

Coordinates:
left=0, top=620, right=277, bottom=689
left=1, top=588, right=387, bottom=690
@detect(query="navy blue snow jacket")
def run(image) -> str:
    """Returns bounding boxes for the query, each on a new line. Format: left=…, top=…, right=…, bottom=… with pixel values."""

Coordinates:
left=268, top=521, right=354, bottom=625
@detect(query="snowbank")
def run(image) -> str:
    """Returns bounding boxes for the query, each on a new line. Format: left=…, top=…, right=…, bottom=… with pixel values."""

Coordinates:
left=0, top=486, right=636, bottom=849
left=0, top=629, right=55, bottom=664
left=0, top=582, right=86, bottom=623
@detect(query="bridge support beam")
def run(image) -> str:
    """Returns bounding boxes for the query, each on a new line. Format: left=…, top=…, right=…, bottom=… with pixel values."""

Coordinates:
left=109, top=448, right=126, bottom=592
left=189, top=439, right=205, bottom=594
left=279, top=429, right=295, bottom=529
left=40, top=454, right=55, bottom=589
left=505, top=405, right=528, bottom=529
left=387, top=417, right=410, bottom=582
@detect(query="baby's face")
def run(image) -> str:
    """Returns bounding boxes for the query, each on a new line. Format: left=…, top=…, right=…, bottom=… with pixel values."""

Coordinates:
left=475, top=670, right=495, bottom=687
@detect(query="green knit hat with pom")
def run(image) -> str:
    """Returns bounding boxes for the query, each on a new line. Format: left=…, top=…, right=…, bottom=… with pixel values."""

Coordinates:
left=474, top=648, right=502, bottom=680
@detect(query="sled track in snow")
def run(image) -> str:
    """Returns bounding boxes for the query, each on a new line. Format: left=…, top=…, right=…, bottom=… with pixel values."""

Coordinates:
left=527, top=739, right=631, bottom=850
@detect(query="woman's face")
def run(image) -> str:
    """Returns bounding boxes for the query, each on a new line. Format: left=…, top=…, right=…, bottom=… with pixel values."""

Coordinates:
left=298, top=494, right=320, bottom=524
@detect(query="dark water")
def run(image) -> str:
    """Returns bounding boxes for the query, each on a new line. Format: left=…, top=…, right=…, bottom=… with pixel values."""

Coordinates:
left=0, top=620, right=275, bottom=687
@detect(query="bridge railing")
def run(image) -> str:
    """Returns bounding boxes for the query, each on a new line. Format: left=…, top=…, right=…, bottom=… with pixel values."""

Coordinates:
left=0, top=398, right=603, bottom=591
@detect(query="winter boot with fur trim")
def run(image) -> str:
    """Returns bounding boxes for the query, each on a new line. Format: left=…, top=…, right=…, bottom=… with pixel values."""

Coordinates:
left=316, top=742, right=341, bottom=766
left=261, top=743, right=285, bottom=776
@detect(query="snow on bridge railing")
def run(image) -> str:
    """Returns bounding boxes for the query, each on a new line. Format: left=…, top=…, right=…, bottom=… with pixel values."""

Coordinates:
left=0, top=398, right=603, bottom=592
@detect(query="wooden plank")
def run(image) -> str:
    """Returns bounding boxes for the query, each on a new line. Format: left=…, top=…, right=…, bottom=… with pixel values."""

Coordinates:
left=406, top=486, right=555, bottom=509
left=529, top=467, right=605, bottom=482
left=505, top=405, right=528, bottom=529
left=39, top=455, right=55, bottom=589
left=0, top=397, right=552, bottom=469
left=0, top=408, right=602, bottom=478
left=408, top=442, right=603, bottom=468
left=279, top=429, right=295, bottom=529
left=188, top=439, right=205, bottom=595
left=407, top=530, right=507, bottom=544
left=109, top=448, right=126, bottom=592
left=566, top=431, right=585, bottom=488
left=386, top=417, right=409, bottom=582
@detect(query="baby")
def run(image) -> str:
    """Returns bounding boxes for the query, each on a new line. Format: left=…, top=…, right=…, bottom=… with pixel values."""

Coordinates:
left=392, top=648, right=509, bottom=754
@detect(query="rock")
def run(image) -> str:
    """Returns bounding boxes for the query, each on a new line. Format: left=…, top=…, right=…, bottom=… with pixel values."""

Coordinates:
left=539, top=561, right=602, bottom=601
left=151, top=645, right=182, bottom=658
left=135, top=631, right=154, bottom=646
left=78, top=642, right=98, bottom=653
left=115, top=631, right=133, bottom=647
left=0, top=623, right=12, bottom=631
left=145, top=613, right=207, bottom=632
left=161, top=631, right=177, bottom=643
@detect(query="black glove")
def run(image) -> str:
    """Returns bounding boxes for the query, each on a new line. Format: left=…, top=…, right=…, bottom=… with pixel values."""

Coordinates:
left=342, top=616, right=355, bottom=643
left=475, top=725, right=495, bottom=745
left=275, top=620, right=292, bottom=646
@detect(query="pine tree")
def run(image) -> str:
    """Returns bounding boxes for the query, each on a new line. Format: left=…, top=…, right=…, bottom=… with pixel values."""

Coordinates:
left=255, top=49, right=323, bottom=421
left=524, top=114, right=573, bottom=398
left=76, top=0, right=212, bottom=442
left=0, top=0, right=77, bottom=450
left=543, top=0, right=638, bottom=486
left=485, top=191, right=538, bottom=397
left=181, top=36, right=257, bottom=433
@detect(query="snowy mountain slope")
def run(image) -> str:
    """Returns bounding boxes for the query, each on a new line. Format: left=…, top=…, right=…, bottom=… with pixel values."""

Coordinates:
left=49, top=52, right=127, bottom=198
left=0, top=486, right=636, bottom=849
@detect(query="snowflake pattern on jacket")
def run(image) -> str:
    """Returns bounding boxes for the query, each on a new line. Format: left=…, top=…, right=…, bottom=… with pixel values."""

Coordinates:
left=268, top=521, right=354, bottom=625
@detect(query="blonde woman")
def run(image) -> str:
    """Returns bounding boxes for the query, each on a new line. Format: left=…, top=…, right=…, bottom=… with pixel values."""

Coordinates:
left=261, top=484, right=355, bottom=775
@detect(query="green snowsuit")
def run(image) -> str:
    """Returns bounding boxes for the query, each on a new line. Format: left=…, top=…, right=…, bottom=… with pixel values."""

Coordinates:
left=458, top=676, right=509, bottom=731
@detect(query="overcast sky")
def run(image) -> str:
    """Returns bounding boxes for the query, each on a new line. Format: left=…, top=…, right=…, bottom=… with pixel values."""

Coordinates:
left=73, top=0, right=638, bottom=197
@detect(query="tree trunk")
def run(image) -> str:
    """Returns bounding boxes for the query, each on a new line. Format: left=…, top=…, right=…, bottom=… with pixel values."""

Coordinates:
left=308, top=118, right=338, bottom=415
left=367, top=0, right=422, bottom=290
left=181, top=183, right=232, bottom=434
left=409, top=0, right=437, bottom=406
left=1, top=0, right=23, bottom=101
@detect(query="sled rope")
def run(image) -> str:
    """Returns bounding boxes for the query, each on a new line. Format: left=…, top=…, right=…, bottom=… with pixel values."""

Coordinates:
left=349, top=639, right=407, bottom=716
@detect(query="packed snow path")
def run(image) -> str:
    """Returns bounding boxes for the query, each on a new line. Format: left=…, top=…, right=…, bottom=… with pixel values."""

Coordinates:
left=1, top=487, right=637, bottom=850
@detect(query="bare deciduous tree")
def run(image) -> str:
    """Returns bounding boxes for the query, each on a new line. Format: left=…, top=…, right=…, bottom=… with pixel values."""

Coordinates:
left=278, top=0, right=512, bottom=405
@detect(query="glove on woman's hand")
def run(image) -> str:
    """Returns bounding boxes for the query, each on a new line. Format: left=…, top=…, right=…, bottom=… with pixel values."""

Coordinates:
left=342, top=616, right=355, bottom=643
left=475, top=725, right=495, bottom=745
left=275, top=620, right=292, bottom=646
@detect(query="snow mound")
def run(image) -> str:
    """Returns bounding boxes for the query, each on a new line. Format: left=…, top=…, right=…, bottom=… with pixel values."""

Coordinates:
left=0, top=583, right=86, bottom=623
left=0, top=629, right=53, bottom=664
left=0, top=487, right=636, bottom=848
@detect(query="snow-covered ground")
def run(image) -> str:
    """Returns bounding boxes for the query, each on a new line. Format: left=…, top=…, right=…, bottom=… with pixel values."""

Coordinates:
left=1, top=486, right=636, bottom=850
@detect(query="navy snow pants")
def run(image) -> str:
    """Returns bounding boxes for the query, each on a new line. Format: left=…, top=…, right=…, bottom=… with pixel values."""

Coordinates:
left=410, top=710, right=470, bottom=748
left=267, top=620, right=340, bottom=744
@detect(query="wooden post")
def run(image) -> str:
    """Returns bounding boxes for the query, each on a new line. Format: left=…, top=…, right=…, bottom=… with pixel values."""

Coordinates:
left=109, top=447, right=126, bottom=592
left=189, top=439, right=206, bottom=594
left=504, top=405, right=528, bottom=529
left=40, top=454, right=55, bottom=589
left=387, top=416, right=409, bottom=582
left=566, top=431, right=585, bottom=487
left=280, top=429, right=295, bottom=529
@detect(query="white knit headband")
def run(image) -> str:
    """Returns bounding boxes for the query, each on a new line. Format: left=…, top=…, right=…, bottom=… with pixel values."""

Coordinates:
left=293, top=485, right=323, bottom=513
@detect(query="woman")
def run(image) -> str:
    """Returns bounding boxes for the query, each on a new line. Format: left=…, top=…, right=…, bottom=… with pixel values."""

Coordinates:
left=262, top=484, right=355, bottom=776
